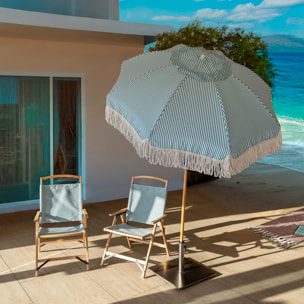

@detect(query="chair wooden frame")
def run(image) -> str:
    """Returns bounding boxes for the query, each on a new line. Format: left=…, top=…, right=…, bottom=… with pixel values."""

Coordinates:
left=101, top=176, right=170, bottom=278
left=34, top=175, right=89, bottom=276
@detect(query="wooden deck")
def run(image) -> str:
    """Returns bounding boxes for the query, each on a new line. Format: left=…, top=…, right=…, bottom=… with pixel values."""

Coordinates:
left=1, top=163, right=304, bottom=303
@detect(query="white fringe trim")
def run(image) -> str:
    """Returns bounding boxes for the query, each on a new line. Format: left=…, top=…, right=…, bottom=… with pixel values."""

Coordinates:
left=105, top=106, right=282, bottom=178
left=249, top=226, right=295, bottom=249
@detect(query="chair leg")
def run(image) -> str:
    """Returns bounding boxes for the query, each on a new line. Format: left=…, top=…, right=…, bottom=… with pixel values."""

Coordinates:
left=35, top=223, right=39, bottom=277
left=159, top=222, right=170, bottom=257
left=142, top=225, right=157, bottom=278
left=126, top=237, right=132, bottom=248
left=101, top=233, right=113, bottom=267
left=101, top=215, right=118, bottom=266
left=35, top=247, right=38, bottom=276
left=85, top=231, right=90, bottom=270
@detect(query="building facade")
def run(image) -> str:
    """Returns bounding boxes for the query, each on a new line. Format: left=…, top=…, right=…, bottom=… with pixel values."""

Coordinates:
left=0, top=4, right=183, bottom=213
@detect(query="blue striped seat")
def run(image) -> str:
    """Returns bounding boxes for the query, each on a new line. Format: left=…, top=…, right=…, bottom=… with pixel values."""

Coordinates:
left=104, top=223, right=153, bottom=238
left=38, top=224, right=85, bottom=236
left=34, top=175, right=89, bottom=276
left=101, top=176, right=170, bottom=278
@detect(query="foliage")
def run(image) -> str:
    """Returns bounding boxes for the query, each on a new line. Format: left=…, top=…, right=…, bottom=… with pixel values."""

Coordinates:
left=149, top=21, right=275, bottom=86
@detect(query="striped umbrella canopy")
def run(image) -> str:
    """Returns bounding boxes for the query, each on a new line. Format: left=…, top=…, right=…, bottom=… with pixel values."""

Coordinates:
left=106, top=44, right=282, bottom=178
left=105, top=44, right=282, bottom=287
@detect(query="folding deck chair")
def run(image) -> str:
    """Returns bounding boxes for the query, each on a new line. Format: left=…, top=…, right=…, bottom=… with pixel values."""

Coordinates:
left=34, top=175, right=89, bottom=276
left=101, top=176, right=170, bottom=278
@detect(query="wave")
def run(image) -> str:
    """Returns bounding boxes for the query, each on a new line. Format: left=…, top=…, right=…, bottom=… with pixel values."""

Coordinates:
left=262, top=53, right=304, bottom=173
left=259, top=115, right=304, bottom=172
left=259, top=142, right=304, bottom=173
left=283, top=140, right=304, bottom=148
left=278, top=117, right=304, bottom=127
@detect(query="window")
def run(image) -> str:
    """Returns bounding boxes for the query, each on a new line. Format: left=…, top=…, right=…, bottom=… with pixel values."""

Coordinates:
left=0, top=75, right=83, bottom=204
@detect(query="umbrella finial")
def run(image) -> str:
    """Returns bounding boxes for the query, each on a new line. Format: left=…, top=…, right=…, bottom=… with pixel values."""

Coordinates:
left=170, top=44, right=231, bottom=82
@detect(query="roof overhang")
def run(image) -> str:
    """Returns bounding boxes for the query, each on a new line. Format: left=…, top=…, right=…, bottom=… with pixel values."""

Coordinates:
left=0, top=7, right=172, bottom=45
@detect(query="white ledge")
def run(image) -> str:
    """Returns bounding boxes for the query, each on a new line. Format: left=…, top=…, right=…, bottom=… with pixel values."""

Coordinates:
left=0, top=7, right=172, bottom=43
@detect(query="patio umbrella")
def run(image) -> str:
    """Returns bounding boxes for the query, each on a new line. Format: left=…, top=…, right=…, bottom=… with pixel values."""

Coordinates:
left=105, top=44, right=282, bottom=288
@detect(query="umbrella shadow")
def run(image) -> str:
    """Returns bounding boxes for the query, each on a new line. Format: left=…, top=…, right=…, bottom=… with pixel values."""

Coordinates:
left=162, top=213, right=288, bottom=267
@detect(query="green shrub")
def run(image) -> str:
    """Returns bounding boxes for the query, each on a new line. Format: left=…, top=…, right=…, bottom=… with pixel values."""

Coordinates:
left=149, top=20, right=275, bottom=86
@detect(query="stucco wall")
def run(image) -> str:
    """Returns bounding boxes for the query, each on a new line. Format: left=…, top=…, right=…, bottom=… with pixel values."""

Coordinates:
left=0, top=31, right=183, bottom=206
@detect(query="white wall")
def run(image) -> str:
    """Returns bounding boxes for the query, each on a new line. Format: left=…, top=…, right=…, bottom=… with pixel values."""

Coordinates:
left=0, top=0, right=119, bottom=20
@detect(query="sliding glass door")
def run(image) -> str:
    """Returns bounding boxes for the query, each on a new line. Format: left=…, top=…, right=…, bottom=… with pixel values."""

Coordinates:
left=0, top=76, right=82, bottom=204
left=53, top=78, right=81, bottom=176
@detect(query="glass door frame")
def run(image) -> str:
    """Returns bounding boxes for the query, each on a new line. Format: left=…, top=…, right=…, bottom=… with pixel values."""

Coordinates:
left=0, top=71, right=86, bottom=214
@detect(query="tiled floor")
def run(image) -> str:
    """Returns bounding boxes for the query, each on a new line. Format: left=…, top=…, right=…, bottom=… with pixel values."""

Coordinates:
left=1, top=163, right=304, bottom=304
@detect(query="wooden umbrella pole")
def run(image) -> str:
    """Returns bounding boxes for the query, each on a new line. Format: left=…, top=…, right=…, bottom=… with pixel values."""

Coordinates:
left=152, top=170, right=219, bottom=287
left=180, top=170, right=188, bottom=243
left=178, top=170, right=188, bottom=274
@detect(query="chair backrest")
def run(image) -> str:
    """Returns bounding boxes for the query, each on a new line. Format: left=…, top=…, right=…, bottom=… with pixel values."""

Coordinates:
left=39, top=175, right=83, bottom=224
left=126, top=176, right=168, bottom=225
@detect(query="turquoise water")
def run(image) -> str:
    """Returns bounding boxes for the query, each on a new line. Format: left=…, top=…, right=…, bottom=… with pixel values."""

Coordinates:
left=259, top=52, right=304, bottom=172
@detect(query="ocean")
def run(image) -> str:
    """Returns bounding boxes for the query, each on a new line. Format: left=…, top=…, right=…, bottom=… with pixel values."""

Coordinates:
left=258, top=52, right=304, bottom=172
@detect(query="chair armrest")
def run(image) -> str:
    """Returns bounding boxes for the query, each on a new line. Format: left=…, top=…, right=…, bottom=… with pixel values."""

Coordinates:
left=109, top=207, right=127, bottom=217
left=82, top=208, right=89, bottom=219
left=151, top=214, right=167, bottom=224
left=34, top=211, right=40, bottom=223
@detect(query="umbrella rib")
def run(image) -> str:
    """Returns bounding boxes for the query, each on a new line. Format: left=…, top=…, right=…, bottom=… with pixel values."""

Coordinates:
left=231, top=74, right=280, bottom=124
left=149, top=76, right=187, bottom=143
left=110, top=63, right=172, bottom=93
